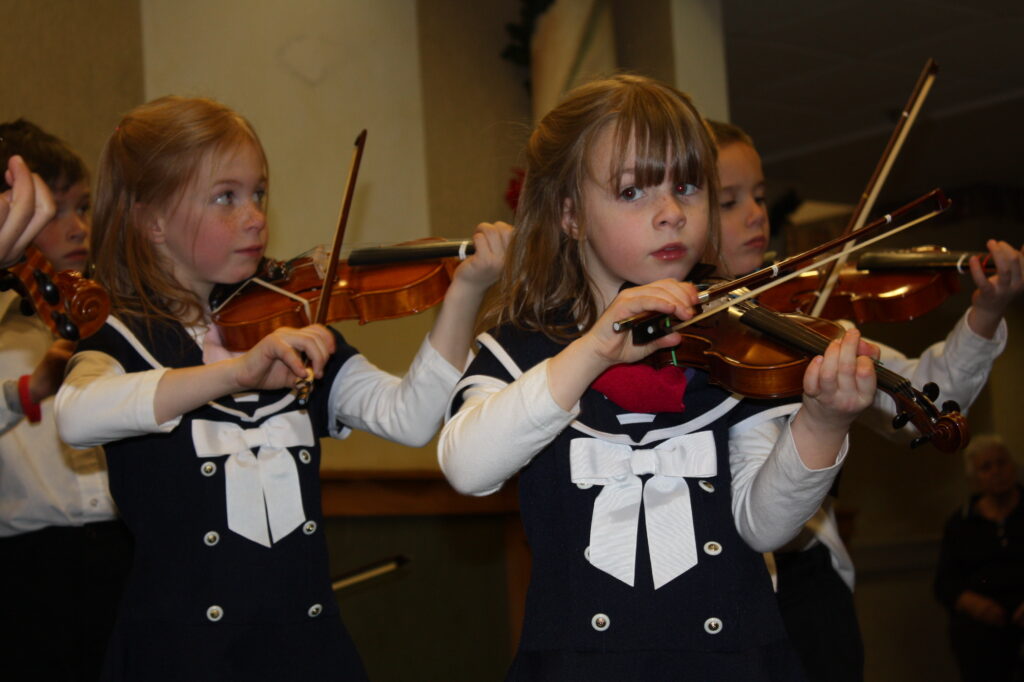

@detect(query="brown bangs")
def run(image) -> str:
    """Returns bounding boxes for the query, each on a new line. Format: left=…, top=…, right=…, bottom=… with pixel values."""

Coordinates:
left=604, top=87, right=713, bottom=192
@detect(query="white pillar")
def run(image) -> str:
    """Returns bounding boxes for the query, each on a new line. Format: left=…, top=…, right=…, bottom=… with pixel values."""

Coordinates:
left=669, top=0, right=729, bottom=121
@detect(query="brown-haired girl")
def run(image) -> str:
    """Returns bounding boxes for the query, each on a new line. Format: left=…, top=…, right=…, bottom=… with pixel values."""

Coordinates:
left=439, top=74, right=878, bottom=680
left=55, top=96, right=509, bottom=681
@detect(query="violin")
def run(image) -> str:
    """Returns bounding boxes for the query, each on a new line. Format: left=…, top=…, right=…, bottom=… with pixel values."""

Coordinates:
left=0, top=245, right=109, bottom=340
left=720, top=60, right=951, bottom=325
left=211, top=238, right=475, bottom=352
left=754, top=246, right=993, bottom=324
left=809, top=58, right=938, bottom=316
left=615, top=189, right=953, bottom=334
left=647, top=298, right=969, bottom=452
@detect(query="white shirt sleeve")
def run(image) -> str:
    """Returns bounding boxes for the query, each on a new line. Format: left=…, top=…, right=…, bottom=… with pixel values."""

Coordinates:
left=326, top=335, right=463, bottom=447
left=438, top=359, right=578, bottom=496
left=847, top=310, right=1006, bottom=440
left=729, top=410, right=848, bottom=552
left=55, top=350, right=178, bottom=448
left=0, top=380, right=23, bottom=436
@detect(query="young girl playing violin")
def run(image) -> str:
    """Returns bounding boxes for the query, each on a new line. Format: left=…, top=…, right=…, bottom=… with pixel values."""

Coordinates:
left=438, top=73, right=879, bottom=681
left=54, top=96, right=509, bottom=682
left=711, top=118, right=1024, bottom=682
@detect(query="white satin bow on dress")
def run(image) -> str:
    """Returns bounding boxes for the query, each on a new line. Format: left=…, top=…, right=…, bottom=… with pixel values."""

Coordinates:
left=570, top=431, right=717, bottom=589
left=192, top=411, right=314, bottom=547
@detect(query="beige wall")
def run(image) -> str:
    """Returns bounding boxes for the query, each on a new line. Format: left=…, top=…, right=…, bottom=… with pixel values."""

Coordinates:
left=0, top=0, right=144, bottom=177
left=669, top=0, right=729, bottom=120
left=140, top=0, right=431, bottom=256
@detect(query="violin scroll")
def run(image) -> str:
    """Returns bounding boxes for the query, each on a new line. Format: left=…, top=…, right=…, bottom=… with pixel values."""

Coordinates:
left=0, top=246, right=109, bottom=341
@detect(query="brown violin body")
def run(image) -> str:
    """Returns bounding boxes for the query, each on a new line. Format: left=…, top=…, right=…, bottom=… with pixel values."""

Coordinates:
left=755, top=245, right=995, bottom=323
left=0, top=246, right=109, bottom=340
left=653, top=307, right=841, bottom=399
left=754, top=266, right=960, bottom=323
left=648, top=300, right=969, bottom=452
left=212, top=240, right=461, bottom=352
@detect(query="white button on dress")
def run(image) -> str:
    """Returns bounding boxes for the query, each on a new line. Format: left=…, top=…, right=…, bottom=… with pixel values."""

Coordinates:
left=591, top=613, right=610, bottom=631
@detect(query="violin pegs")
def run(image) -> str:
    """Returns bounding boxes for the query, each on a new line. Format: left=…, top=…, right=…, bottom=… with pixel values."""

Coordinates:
left=892, top=412, right=910, bottom=429
left=0, top=270, right=17, bottom=291
left=910, top=435, right=931, bottom=449
left=33, top=269, right=60, bottom=305
left=942, top=400, right=961, bottom=415
left=19, top=297, right=36, bottom=317
left=53, top=313, right=79, bottom=341
left=922, top=382, right=940, bottom=402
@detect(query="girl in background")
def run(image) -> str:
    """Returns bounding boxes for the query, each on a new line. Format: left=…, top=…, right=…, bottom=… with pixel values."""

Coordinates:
left=439, top=74, right=878, bottom=681
left=710, top=118, right=1022, bottom=682
left=55, top=96, right=508, bottom=681
left=0, top=119, right=133, bottom=682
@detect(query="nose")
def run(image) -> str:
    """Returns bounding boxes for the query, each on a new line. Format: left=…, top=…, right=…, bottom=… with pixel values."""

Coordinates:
left=67, top=212, right=89, bottom=243
left=746, top=197, right=768, bottom=231
left=245, top=201, right=267, bottom=232
left=655, top=192, right=686, bottom=230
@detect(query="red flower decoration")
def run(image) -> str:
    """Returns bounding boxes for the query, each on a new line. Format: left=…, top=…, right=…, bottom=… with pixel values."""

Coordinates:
left=505, top=167, right=525, bottom=213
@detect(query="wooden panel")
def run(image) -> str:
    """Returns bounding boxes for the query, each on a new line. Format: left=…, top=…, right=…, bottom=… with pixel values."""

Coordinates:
left=321, top=468, right=519, bottom=517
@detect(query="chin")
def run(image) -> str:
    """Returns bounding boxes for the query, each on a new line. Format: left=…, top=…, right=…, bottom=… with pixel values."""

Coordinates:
left=736, top=254, right=763, bottom=276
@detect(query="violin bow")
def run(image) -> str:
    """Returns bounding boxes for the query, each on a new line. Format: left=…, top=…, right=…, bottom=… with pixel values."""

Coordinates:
left=810, top=58, right=939, bottom=316
left=295, top=129, right=368, bottom=405
left=615, top=188, right=952, bottom=341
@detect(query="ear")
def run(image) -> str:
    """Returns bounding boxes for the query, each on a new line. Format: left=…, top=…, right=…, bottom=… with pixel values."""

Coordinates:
left=134, top=203, right=167, bottom=245
left=561, top=198, right=579, bottom=239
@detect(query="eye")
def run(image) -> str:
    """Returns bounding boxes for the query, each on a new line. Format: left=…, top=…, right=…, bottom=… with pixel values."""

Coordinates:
left=214, top=191, right=234, bottom=206
left=619, top=186, right=644, bottom=201
left=720, top=199, right=737, bottom=210
left=754, top=193, right=767, bottom=205
left=254, top=188, right=267, bottom=207
left=676, top=183, right=699, bottom=197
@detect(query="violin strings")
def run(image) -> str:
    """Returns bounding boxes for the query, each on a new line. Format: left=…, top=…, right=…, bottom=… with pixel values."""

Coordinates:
left=735, top=303, right=915, bottom=400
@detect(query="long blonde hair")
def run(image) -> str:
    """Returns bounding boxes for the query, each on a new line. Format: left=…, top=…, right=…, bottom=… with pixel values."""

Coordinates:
left=91, top=96, right=268, bottom=328
left=485, top=74, right=719, bottom=341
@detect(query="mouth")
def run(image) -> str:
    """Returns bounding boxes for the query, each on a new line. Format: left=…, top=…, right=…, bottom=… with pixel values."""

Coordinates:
left=651, top=243, right=688, bottom=261
left=236, top=246, right=265, bottom=258
left=63, top=249, right=89, bottom=262
left=743, top=236, right=767, bottom=250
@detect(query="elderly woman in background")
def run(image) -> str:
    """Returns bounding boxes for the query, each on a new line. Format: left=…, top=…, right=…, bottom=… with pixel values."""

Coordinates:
left=935, top=434, right=1024, bottom=682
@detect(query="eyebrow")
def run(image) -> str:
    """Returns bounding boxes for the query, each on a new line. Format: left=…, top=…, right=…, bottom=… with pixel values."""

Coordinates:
left=210, top=176, right=267, bottom=188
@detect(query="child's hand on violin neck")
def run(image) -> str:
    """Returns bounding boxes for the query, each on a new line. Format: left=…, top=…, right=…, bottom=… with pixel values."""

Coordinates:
left=451, top=221, right=514, bottom=290
left=800, top=327, right=877, bottom=430
left=969, top=239, right=1024, bottom=332
left=30, top=339, right=76, bottom=402
left=229, top=324, right=335, bottom=392
left=588, top=279, right=699, bottom=367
